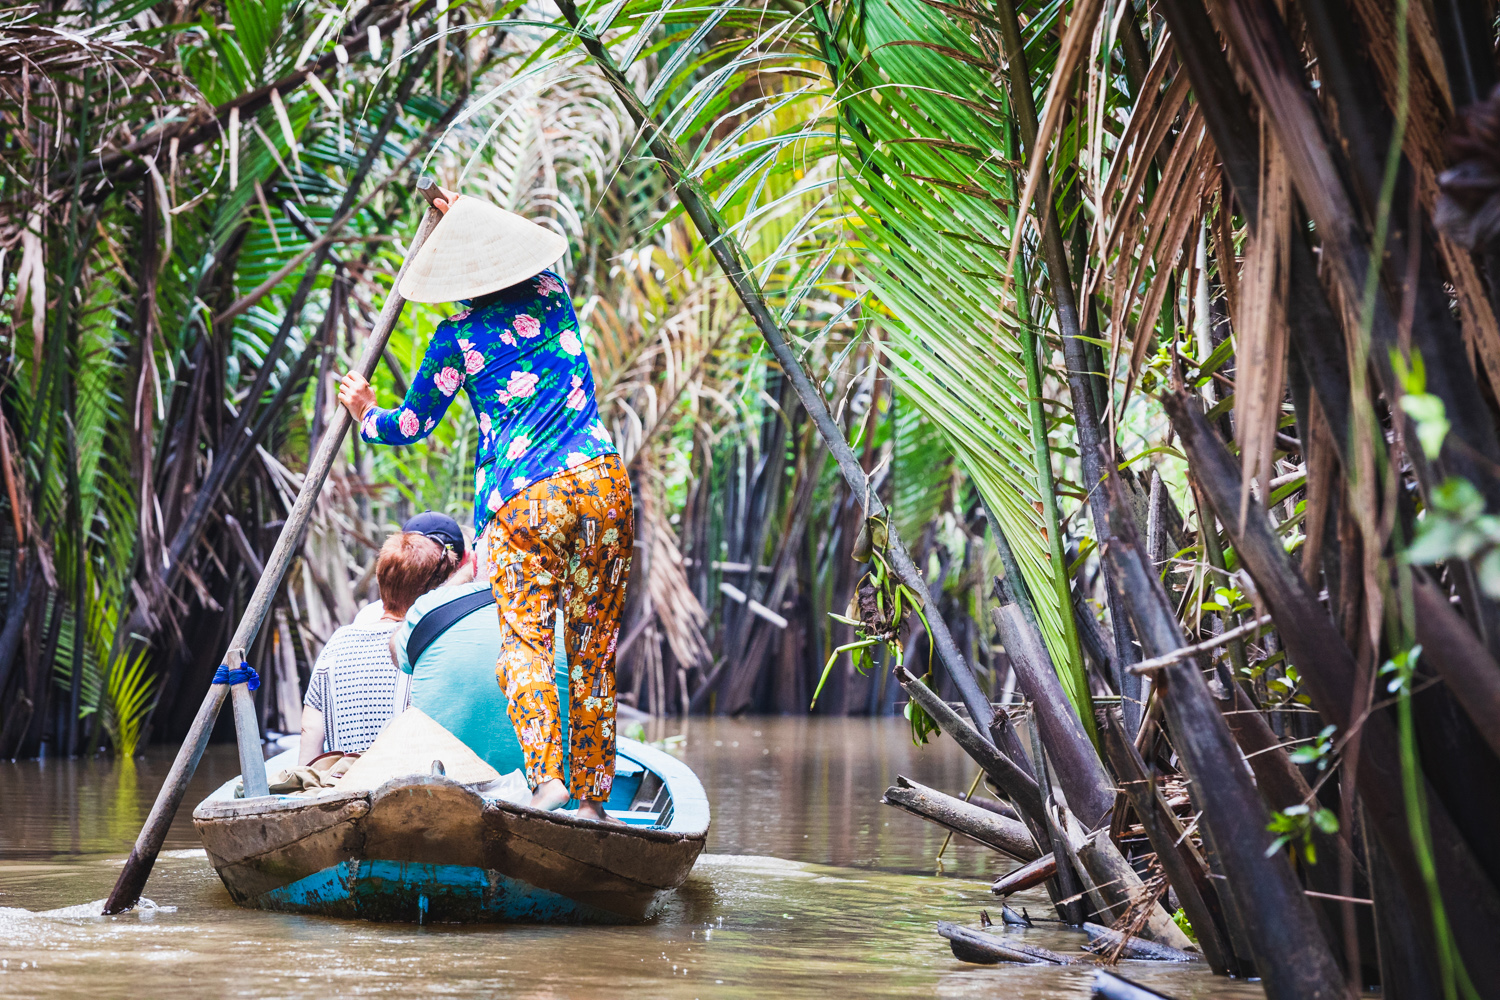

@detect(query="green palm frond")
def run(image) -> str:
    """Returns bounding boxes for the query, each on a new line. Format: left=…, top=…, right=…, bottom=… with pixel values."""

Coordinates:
left=835, top=0, right=1087, bottom=707
left=102, top=647, right=157, bottom=757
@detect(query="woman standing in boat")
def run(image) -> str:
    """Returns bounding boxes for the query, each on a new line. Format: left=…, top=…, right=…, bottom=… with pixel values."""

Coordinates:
left=337, top=191, right=631, bottom=822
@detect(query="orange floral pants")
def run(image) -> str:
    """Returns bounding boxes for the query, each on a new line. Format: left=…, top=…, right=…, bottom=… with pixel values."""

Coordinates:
left=484, top=454, right=633, bottom=801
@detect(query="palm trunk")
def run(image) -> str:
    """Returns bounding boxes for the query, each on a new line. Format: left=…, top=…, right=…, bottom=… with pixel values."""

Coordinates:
left=1165, top=386, right=1500, bottom=984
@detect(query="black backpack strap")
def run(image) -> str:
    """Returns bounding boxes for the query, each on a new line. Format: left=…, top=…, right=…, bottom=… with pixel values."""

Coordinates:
left=405, top=588, right=498, bottom=666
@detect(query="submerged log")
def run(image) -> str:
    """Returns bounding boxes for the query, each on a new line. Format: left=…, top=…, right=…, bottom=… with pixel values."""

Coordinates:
left=1083, top=923, right=1199, bottom=962
left=883, top=776, right=1040, bottom=861
left=1091, top=970, right=1179, bottom=1000
left=936, top=921, right=1071, bottom=965
left=992, top=603, right=1115, bottom=830
left=992, top=852, right=1058, bottom=896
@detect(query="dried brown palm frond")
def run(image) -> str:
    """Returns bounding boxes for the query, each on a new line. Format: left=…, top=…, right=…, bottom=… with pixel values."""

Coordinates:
left=639, top=485, right=711, bottom=671
left=1085, top=52, right=1188, bottom=282
left=0, top=5, right=166, bottom=95
left=1076, top=25, right=1226, bottom=424
left=1343, top=0, right=1500, bottom=400
left=586, top=222, right=745, bottom=462
left=1234, top=127, right=1292, bottom=518
left=1006, top=0, right=1107, bottom=279
left=1107, top=114, right=1221, bottom=421
left=0, top=5, right=178, bottom=243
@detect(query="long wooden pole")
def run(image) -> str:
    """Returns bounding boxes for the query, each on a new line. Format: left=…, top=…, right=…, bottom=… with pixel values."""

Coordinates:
left=102, top=183, right=444, bottom=914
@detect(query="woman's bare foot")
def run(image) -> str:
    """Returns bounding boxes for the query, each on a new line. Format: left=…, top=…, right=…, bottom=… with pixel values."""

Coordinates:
left=529, top=778, right=571, bottom=811
left=575, top=800, right=622, bottom=823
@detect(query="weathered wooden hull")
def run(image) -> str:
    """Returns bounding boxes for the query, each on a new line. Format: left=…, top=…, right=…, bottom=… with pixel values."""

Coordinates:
left=192, top=738, right=709, bottom=924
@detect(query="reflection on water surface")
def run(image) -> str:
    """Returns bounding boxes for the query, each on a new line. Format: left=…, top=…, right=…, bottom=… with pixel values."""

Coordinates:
left=0, top=718, right=1260, bottom=998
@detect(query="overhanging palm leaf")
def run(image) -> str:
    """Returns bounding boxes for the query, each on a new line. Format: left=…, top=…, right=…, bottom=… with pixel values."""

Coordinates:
left=836, top=0, right=1088, bottom=708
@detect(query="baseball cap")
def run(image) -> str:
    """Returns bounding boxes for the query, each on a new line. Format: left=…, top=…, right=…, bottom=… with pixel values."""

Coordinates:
left=403, top=511, right=466, bottom=557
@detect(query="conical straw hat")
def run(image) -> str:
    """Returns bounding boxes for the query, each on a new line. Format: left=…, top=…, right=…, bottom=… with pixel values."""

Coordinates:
left=398, top=195, right=569, bottom=303
left=336, top=707, right=501, bottom=791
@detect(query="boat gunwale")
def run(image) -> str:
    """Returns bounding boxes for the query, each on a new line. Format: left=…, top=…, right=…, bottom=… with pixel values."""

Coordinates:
left=193, top=737, right=709, bottom=841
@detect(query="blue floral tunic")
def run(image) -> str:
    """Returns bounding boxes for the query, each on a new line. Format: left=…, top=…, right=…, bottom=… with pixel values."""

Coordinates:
left=359, top=271, right=616, bottom=535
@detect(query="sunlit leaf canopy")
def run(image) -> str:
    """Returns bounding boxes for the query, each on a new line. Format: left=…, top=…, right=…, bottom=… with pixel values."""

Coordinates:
left=0, top=0, right=1245, bottom=740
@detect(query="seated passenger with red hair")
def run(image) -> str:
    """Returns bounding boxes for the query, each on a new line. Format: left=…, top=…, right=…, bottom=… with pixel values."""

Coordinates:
left=297, top=515, right=466, bottom=764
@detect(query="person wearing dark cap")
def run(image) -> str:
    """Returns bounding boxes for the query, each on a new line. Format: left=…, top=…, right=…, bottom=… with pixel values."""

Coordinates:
left=298, top=514, right=468, bottom=765
left=351, top=511, right=476, bottom=626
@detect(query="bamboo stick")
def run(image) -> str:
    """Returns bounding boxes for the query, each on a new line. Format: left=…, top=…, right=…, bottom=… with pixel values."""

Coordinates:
left=101, top=185, right=444, bottom=915
left=230, top=682, right=267, bottom=799
left=550, top=0, right=995, bottom=733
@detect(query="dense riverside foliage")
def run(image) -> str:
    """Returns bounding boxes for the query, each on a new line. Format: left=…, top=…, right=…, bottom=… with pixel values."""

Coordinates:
left=4, top=0, right=1500, bottom=993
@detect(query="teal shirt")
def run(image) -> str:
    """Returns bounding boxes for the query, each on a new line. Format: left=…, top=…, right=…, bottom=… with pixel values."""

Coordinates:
left=395, top=583, right=568, bottom=776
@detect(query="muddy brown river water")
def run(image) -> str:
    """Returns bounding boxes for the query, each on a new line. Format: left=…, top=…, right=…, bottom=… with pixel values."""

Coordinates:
left=0, top=718, right=1262, bottom=998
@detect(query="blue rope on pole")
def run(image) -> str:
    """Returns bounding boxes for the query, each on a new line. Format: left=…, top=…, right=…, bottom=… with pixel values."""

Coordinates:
left=212, top=661, right=260, bottom=691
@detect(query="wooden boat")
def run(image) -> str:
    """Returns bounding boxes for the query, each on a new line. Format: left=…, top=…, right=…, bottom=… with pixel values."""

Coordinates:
left=192, top=736, right=709, bottom=924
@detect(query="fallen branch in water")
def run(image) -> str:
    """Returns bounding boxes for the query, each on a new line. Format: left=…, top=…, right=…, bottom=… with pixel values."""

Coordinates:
left=884, top=776, right=1040, bottom=861
left=992, top=852, right=1058, bottom=896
